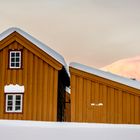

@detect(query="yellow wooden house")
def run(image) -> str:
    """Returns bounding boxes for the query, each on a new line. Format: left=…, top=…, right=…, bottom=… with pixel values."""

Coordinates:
left=0, top=27, right=70, bottom=122
left=70, top=62, right=140, bottom=124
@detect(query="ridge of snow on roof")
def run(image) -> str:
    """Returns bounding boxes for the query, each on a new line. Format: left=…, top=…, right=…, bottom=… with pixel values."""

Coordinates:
left=70, top=62, right=140, bottom=90
left=0, top=27, right=66, bottom=66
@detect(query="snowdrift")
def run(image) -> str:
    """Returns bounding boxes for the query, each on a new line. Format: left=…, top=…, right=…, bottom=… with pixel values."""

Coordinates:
left=0, top=120, right=140, bottom=140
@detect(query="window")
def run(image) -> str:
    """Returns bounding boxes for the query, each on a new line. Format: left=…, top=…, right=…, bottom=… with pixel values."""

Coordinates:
left=9, top=51, right=21, bottom=68
left=6, top=94, right=23, bottom=113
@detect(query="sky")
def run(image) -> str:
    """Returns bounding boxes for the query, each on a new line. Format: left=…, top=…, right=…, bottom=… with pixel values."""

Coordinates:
left=1, top=0, right=140, bottom=68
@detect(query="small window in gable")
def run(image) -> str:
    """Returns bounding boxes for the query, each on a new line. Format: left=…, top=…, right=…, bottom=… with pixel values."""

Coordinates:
left=9, top=51, right=21, bottom=69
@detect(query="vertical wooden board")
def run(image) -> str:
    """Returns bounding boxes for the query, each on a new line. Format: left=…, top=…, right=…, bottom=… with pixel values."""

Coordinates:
left=12, top=70, right=17, bottom=84
left=122, top=92, right=127, bottom=123
left=83, top=79, right=87, bottom=122
left=7, top=69, right=11, bottom=84
left=98, top=84, right=102, bottom=123
left=13, top=41, right=18, bottom=49
left=94, top=82, right=99, bottom=122
left=91, top=82, right=95, bottom=102
left=4, top=47, right=9, bottom=84
left=110, top=88, right=115, bottom=123
left=78, top=77, right=83, bottom=122
left=27, top=52, right=33, bottom=120
left=42, top=63, right=48, bottom=121
left=36, top=59, right=43, bottom=121
left=3, top=48, right=9, bottom=119
left=48, top=66, right=53, bottom=121
left=86, top=80, right=93, bottom=122
left=9, top=41, right=17, bottom=85
left=118, top=90, right=123, bottom=123
left=126, top=92, right=131, bottom=124
left=91, top=82, right=95, bottom=122
left=32, top=55, right=38, bottom=120
left=50, top=68, right=55, bottom=121
left=99, top=84, right=104, bottom=123
left=134, top=96, right=139, bottom=124
left=46, top=66, right=50, bottom=121
left=52, top=69, right=58, bottom=121
left=1, top=50, right=7, bottom=118
left=102, top=85, right=107, bottom=123
left=50, top=67, right=54, bottom=121
left=130, top=95, right=135, bottom=124
left=71, top=74, right=76, bottom=122
left=16, top=69, right=22, bottom=85
left=114, top=89, right=118, bottom=123
left=75, top=76, right=79, bottom=121
left=40, top=61, right=44, bottom=121
left=107, top=87, right=111, bottom=123
left=13, top=114, right=17, bottom=120
left=22, top=49, right=28, bottom=120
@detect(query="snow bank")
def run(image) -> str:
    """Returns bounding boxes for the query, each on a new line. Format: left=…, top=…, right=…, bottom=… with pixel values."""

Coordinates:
left=0, top=120, right=140, bottom=140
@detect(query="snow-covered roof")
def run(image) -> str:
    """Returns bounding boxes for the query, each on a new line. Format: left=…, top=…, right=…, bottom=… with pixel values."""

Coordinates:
left=70, top=62, right=140, bottom=90
left=4, top=84, right=25, bottom=93
left=0, top=27, right=66, bottom=66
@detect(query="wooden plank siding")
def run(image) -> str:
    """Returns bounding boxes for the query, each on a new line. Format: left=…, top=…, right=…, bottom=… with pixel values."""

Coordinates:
left=64, top=92, right=71, bottom=122
left=0, top=40, right=60, bottom=121
left=70, top=67, right=140, bottom=124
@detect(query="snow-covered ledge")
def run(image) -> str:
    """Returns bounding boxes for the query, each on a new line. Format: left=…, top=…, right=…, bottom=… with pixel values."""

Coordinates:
left=4, top=84, right=24, bottom=93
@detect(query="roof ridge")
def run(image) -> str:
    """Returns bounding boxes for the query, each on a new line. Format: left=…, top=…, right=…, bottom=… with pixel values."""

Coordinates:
left=0, top=27, right=66, bottom=67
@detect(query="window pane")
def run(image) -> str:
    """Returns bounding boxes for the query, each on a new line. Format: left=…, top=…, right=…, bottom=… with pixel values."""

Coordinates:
left=8, top=101, right=13, bottom=105
left=15, top=106, right=21, bottom=111
left=11, top=63, right=15, bottom=67
left=16, top=63, right=20, bottom=67
left=11, top=58, right=15, bottom=62
left=16, top=95, right=21, bottom=100
left=7, top=106, right=13, bottom=111
left=16, top=53, right=20, bottom=57
left=11, top=53, right=15, bottom=57
left=8, top=95, right=13, bottom=100
left=16, top=101, right=21, bottom=105
left=16, top=58, right=19, bottom=62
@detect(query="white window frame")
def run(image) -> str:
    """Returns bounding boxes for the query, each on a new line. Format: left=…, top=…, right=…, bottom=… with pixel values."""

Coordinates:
left=9, top=51, right=21, bottom=69
left=6, top=94, right=23, bottom=113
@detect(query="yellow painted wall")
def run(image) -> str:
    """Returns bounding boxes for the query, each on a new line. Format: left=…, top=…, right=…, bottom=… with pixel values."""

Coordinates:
left=0, top=38, right=59, bottom=121
left=70, top=67, right=140, bottom=124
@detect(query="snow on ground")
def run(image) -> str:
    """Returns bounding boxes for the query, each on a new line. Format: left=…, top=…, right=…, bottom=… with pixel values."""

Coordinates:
left=0, top=120, right=140, bottom=140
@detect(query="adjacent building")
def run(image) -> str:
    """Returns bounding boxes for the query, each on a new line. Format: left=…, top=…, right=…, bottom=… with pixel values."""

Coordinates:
left=70, top=62, right=140, bottom=124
